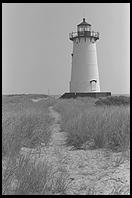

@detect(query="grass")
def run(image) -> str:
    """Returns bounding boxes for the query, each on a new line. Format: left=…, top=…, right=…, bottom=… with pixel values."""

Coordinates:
left=2, top=111, right=52, bottom=158
left=2, top=94, right=70, bottom=195
left=2, top=94, right=130, bottom=194
left=2, top=153, right=70, bottom=195
left=2, top=94, right=59, bottom=195
left=2, top=95, right=55, bottom=158
left=54, top=96, right=130, bottom=152
left=95, top=95, right=130, bottom=106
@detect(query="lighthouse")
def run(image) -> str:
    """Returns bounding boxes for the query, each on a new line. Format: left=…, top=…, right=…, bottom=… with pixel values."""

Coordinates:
left=70, top=18, right=100, bottom=93
left=60, top=18, right=111, bottom=98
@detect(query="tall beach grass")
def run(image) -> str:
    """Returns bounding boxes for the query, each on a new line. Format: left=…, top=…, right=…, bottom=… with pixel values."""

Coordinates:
left=2, top=95, right=59, bottom=195
left=54, top=96, right=130, bottom=152
left=2, top=95, right=55, bottom=158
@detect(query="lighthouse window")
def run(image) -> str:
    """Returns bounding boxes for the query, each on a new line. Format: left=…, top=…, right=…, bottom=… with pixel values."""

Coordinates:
left=78, top=26, right=85, bottom=32
left=79, top=27, right=83, bottom=32
left=85, top=27, right=89, bottom=31
left=78, top=26, right=91, bottom=33
left=90, top=80, right=97, bottom=91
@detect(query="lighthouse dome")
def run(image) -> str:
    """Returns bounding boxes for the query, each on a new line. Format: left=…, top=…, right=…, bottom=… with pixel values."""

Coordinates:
left=77, top=18, right=91, bottom=27
left=77, top=18, right=91, bottom=32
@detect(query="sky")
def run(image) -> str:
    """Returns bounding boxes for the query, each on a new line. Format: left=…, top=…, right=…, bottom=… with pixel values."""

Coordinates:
left=2, top=3, right=130, bottom=95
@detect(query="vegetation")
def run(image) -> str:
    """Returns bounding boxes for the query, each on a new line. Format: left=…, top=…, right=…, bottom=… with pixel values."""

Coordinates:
left=2, top=95, right=55, bottom=158
left=95, top=95, right=130, bottom=106
left=2, top=94, right=130, bottom=195
left=2, top=94, right=67, bottom=195
left=54, top=96, right=130, bottom=152
left=2, top=153, right=70, bottom=195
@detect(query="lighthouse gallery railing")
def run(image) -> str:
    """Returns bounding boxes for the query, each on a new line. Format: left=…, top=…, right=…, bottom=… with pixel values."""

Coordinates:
left=69, top=31, right=99, bottom=40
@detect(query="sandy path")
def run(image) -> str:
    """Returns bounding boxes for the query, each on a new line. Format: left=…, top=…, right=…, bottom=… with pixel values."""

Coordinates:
left=20, top=105, right=130, bottom=195
left=48, top=106, right=67, bottom=148
left=47, top=106, right=130, bottom=195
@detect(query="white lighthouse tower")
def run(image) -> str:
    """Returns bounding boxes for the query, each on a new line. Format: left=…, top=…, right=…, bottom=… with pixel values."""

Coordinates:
left=60, top=18, right=111, bottom=98
left=69, top=18, right=100, bottom=93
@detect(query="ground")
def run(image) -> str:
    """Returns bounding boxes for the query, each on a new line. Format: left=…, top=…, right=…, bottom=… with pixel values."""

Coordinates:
left=19, top=103, right=130, bottom=195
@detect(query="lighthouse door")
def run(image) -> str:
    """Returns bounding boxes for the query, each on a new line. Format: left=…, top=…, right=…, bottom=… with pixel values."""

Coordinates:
left=90, top=80, right=97, bottom=91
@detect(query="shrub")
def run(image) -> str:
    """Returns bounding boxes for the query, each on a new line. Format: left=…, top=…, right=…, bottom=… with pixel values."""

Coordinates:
left=95, top=96, right=130, bottom=106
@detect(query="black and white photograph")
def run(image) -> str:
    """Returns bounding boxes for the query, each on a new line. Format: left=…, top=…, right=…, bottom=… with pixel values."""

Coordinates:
left=2, top=3, right=130, bottom=195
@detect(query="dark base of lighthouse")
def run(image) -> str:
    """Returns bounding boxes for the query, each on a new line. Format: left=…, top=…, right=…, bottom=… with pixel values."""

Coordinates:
left=60, top=92, right=111, bottom=99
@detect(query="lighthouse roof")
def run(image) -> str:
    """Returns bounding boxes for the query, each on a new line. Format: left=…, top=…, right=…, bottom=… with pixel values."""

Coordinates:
left=77, top=18, right=91, bottom=26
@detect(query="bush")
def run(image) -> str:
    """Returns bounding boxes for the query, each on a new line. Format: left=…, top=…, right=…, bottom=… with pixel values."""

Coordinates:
left=95, top=96, right=130, bottom=106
